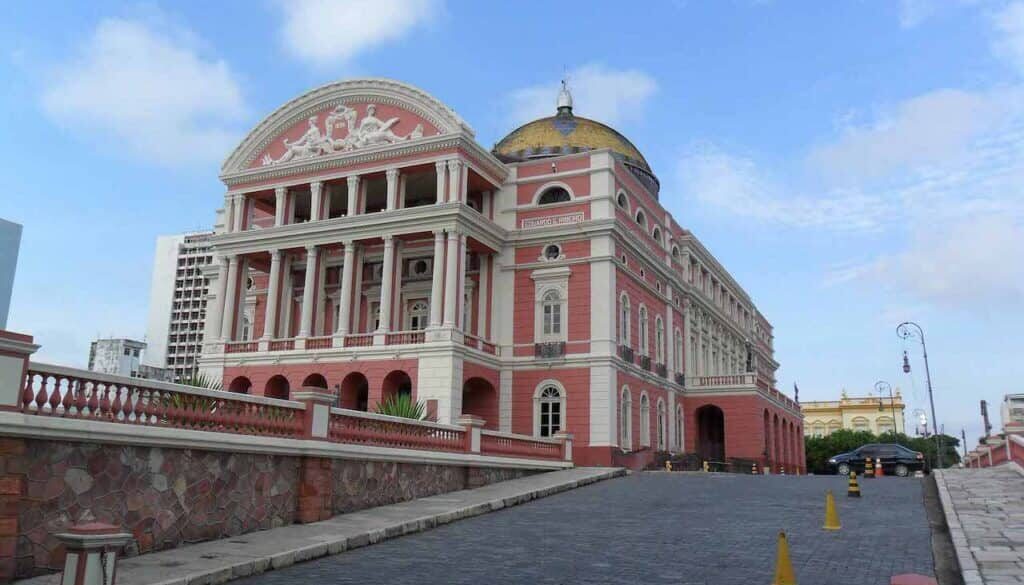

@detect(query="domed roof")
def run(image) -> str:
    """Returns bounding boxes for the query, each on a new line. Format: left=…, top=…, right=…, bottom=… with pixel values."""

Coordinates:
left=493, top=83, right=659, bottom=195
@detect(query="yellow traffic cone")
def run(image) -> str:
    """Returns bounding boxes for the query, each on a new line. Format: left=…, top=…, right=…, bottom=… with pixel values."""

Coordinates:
left=771, top=531, right=797, bottom=585
left=823, top=490, right=841, bottom=530
left=847, top=472, right=861, bottom=498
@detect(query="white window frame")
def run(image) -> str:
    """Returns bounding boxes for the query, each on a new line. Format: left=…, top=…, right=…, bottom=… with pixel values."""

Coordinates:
left=619, top=294, right=631, bottom=346
left=640, top=392, right=651, bottom=447
left=620, top=387, right=632, bottom=450
left=541, top=289, right=563, bottom=337
left=531, top=267, right=571, bottom=343
left=655, top=317, right=665, bottom=364
left=406, top=299, right=429, bottom=331
left=533, top=380, right=567, bottom=437
left=674, top=328, right=684, bottom=373
left=675, top=405, right=684, bottom=450
left=531, top=181, right=575, bottom=206
left=657, top=399, right=667, bottom=451
left=638, top=305, right=649, bottom=356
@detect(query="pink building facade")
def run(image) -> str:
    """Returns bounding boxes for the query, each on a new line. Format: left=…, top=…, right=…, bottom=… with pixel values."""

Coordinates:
left=198, top=79, right=804, bottom=471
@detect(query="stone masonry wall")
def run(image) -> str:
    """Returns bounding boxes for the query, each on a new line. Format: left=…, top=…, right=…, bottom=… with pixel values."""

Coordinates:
left=0, top=437, right=543, bottom=580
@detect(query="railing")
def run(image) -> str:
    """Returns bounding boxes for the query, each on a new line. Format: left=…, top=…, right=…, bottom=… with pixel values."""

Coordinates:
left=328, top=408, right=464, bottom=452
left=247, top=217, right=275, bottom=230
left=655, top=363, right=667, bottom=378
left=268, top=339, right=295, bottom=351
left=480, top=430, right=563, bottom=460
left=464, top=334, right=498, bottom=355
left=19, top=363, right=305, bottom=438
left=618, top=345, right=634, bottom=364
left=385, top=331, right=425, bottom=345
left=344, top=334, right=374, bottom=348
left=224, top=341, right=258, bottom=354
left=693, top=373, right=756, bottom=387
left=638, top=355, right=651, bottom=371
left=674, top=373, right=686, bottom=386
left=535, top=341, right=565, bottom=359
left=306, top=336, right=333, bottom=350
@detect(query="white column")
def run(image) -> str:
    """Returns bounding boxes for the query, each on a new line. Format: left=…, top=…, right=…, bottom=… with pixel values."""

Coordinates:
left=429, top=230, right=445, bottom=327
left=435, top=161, right=446, bottom=204
left=220, top=256, right=240, bottom=340
left=447, top=159, right=462, bottom=203
left=442, top=230, right=459, bottom=326
left=477, top=253, right=489, bottom=339
left=298, top=245, right=318, bottom=337
left=385, top=168, right=400, bottom=211
left=336, top=242, right=356, bottom=335
left=346, top=175, right=360, bottom=216
left=666, top=293, right=675, bottom=374
left=206, top=258, right=228, bottom=340
left=310, top=181, right=323, bottom=221
left=274, top=187, right=287, bottom=226
left=262, top=250, right=283, bottom=339
left=457, top=234, right=467, bottom=330
left=231, top=195, right=245, bottom=232
left=377, top=235, right=396, bottom=332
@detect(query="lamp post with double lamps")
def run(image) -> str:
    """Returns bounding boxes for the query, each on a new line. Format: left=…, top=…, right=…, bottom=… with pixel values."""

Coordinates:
left=874, top=380, right=899, bottom=438
left=897, top=321, right=942, bottom=468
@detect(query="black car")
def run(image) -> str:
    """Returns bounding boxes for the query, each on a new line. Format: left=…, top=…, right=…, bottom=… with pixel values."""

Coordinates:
left=828, top=443, right=925, bottom=477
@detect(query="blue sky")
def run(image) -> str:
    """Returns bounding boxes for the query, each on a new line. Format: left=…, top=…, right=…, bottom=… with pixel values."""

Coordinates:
left=2, top=0, right=1022, bottom=446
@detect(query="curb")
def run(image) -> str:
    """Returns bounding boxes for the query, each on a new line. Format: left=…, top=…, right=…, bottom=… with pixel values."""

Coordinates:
left=932, top=470, right=980, bottom=584
left=128, top=467, right=626, bottom=585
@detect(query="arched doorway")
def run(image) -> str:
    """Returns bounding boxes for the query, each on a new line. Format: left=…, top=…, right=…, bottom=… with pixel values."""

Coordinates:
left=462, top=377, right=498, bottom=429
left=228, top=376, right=252, bottom=394
left=381, top=370, right=412, bottom=403
left=265, top=375, right=290, bottom=400
left=339, top=372, right=369, bottom=411
left=696, top=405, right=725, bottom=463
left=302, top=373, right=328, bottom=389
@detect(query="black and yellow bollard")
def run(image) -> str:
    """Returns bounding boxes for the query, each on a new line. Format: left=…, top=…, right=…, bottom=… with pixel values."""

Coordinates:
left=752, top=462, right=759, bottom=475
left=864, top=458, right=874, bottom=478
left=823, top=490, right=841, bottom=530
left=847, top=471, right=861, bottom=498
left=771, top=531, right=797, bottom=585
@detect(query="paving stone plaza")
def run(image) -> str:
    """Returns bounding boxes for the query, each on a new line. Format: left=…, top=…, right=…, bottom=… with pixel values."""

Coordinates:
left=938, top=465, right=1024, bottom=584
left=233, top=473, right=935, bottom=585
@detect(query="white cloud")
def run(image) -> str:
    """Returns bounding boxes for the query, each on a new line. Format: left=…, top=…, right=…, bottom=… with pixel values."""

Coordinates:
left=279, top=0, right=438, bottom=65
left=831, top=216, right=1024, bottom=308
left=993, top=1, right=1024, bottom=75
left=41, top=18, right=246, bottom=166
left=899, top=0, right=938, bottom=28
left=677, top=146, right=894, bottom=231
left=507, top=64, right=658, bottom=127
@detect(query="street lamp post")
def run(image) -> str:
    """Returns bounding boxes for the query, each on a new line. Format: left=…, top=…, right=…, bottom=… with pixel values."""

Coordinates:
left=897, top=321, right=942, bottom=468
left=874, top=380, right=898, bottom=437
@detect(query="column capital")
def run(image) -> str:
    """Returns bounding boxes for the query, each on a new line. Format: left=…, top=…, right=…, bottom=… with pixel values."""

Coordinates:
left=382, top=234, right=395, bottom=246
left=269, top=248, right=282, bottom=261
left=446, top=228, right=460, bottom=240
left=346, top=175, right=360, bottom=187
left=342, top=239, right=355, bottom=248
left=275, top=186, right=287, bottom=198
left=432, top=229, right=446, bottom=238
left=385, top=167, right=400, bottom=180
left=310, top=180, right=323, bottom=193
left=305, top=244, right=318, bottom=254
left=447, top=158, right=462, bottom=171
left=435, top=160, right=447, bottom=171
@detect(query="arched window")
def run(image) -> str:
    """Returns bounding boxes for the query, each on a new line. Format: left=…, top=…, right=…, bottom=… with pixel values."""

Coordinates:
left=655, top=317, right=665, bottom=364
left=671, top=245, right=680, bottom=259
left=535, top=383, right=564, bottom=437
left=241, top=315, right=252, bottom=341
left=619, top=295, right=631, bottom=346
left=652, top=227, right=662, bottom=244
left=635, top=209, right=647, bottom=228
left=616, top=192, right=629, bottom=210
left=407, top=300, right=429, bottom=331
left=812, top=422, right=826, bottom=437
left=620, top=388, right=632, bottom=449
left=638, top=306, right=649, bottom=356
left=542, top=290, right=562, bottom=336
left=827, top=420, right=842, bottom=435
left=876, top=417, right=895, bottom=435
left=851, top=417, right=870, bottom=432
left=675, top=405, right=684, bottom=450
left=537, top=186, right=571, bottom=205
left=640, top=393, right=651, bottom=447
left=657, top=400, right=667, bottom=451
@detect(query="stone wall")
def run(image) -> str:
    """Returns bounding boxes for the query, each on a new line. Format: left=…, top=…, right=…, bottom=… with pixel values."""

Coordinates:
left=0, top=437, right=543, bottom=580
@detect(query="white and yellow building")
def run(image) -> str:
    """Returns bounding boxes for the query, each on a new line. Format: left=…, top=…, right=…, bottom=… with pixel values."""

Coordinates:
left=802, top=390, right=905, bottom=436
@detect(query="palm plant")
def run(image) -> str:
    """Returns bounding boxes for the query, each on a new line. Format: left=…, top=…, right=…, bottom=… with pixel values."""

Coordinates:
left=178, top=372, right=223, bottom=391
left=374, top=393, right=426, bottom=420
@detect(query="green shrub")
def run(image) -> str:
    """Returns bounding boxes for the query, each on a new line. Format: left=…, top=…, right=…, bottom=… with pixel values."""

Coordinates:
left=374, top=393, right=426, bottom=420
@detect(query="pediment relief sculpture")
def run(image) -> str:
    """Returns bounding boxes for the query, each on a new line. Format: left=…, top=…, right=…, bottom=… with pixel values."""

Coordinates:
left=261, top=103, right=425, bottom=166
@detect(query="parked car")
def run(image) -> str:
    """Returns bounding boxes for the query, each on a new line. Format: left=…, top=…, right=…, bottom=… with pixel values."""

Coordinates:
left=828, top=443, right=925, bottom=477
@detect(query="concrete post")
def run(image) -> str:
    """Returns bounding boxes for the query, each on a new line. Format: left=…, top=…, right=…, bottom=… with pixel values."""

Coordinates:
left=554, top=431, right=574, bottom=462
left=293, top=388, right=337, bottom=523
left=56, top=522, right=133, bottom=585
left=0, top=330, right=38, bottom=408
left=457, top=415, right=485, bottom=453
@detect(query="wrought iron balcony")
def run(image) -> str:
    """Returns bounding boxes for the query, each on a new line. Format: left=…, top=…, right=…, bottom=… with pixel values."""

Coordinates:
left=655, top=363, right=667, bottom=378
left=618, top=345, right=634, bottom=363
left=675, top=373, right=686, bottom=386
left=534, top=341, right=566, bottom=359
left=638, top=355, right=652, bottom=371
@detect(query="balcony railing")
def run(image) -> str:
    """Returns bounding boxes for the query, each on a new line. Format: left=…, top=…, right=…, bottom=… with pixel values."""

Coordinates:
left=344, top=334, right=374, bottom=348
left=655, top=363, right=667, bottom=378
left=535, top=341, right=566, bottom=359
left=224, top=341, right=258, bottom=354
left=464, top=334, right=498, bottom=355
left=305, top=336, right=333, bottom=350
left=674, top=373, right=686, bottom=386
left=385, top=331, right=425, bottom=345
left=638, top=355, right=652, bottom=371
left=268, top=338, right=295, bottom=351
left=618, top=345, right=634, bottom=364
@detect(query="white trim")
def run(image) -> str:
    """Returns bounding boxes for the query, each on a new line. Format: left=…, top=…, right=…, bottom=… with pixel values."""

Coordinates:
left=531, top=181, right=576, bottom=205
left=532, top=379, right=567, bottom=437
left=639, top=391, right=651, bottom=448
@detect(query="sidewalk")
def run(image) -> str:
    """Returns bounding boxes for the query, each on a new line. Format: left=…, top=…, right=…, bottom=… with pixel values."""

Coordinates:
left=16, top=467, right=625, bottom=585
left=935, top=463, right=1024, bottom=584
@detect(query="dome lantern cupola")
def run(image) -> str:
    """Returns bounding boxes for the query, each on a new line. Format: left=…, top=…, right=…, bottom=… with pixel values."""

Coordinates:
left=556, top=79, right=573, bottom=115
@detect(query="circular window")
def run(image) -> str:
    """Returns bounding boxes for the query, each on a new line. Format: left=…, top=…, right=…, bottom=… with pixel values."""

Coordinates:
left=544, top=244, right=561, bottom=260
left=616, top=192, right=628, bottom=209
left=413, top=259, right=428, bottom=275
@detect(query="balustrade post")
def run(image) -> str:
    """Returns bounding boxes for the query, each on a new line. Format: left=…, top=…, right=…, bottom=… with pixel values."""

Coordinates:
left=0, top=330, right=38, bottom=409
left=292, top=387, right=335, bottom=440
left=56, top=522, right=133, bottom=585
left=554, top=431, right=574, bottom=462
left=457, top=415, right=485, bottom=453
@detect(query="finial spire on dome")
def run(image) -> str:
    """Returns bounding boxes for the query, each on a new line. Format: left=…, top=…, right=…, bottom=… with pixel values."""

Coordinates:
left=556, top=78, right=573, bottom=114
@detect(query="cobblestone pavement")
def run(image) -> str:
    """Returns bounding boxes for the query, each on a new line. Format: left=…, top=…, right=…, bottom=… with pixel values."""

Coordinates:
left=937, top=464, right=1024, bottom=584
left=233, top=472, right=934, bottom=585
